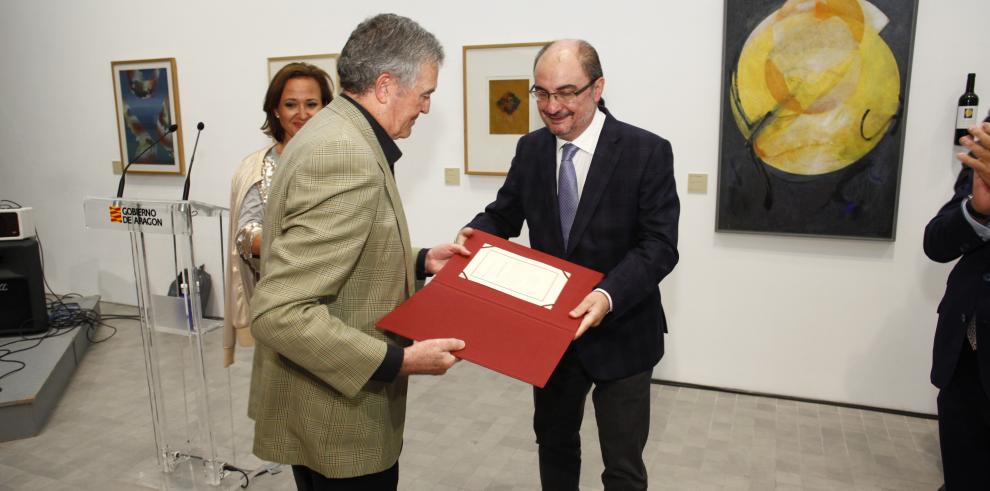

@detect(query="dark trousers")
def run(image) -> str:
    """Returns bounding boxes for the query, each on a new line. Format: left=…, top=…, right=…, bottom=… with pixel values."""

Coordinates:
left=937, top=344, right=990, bottom=490
left=534, top=349, right=651, bottom=491
left=291, top=463, right=398, bottom=491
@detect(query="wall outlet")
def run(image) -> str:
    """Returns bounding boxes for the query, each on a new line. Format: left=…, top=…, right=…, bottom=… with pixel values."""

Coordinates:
left=112, top=160, right=122, bottom=175
left=687, top=173, right=708, bottom=194
left=444, top=167, right=460, bottom=185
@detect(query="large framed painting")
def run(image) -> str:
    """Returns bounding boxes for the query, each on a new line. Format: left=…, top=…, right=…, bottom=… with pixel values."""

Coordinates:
left=111, top=58, right=185, bottom=175
left=268, top=53, right=340, bottom=95
left=715, top=0, right=918, bottom=239
left=463, top=42, right=548, bottom=176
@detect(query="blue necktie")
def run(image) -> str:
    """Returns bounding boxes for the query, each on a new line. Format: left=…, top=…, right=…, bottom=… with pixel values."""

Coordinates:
left=558, top=143, right=579, bottom=249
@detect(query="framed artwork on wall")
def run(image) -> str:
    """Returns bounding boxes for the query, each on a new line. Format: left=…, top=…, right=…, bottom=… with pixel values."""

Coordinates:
left=463, top=42, right=548, bottom=176
left=267, top=53, right=340, bottom=95
left=111, top=58, right=185, bottom=175
left=715, top=0, right=918, bottom=240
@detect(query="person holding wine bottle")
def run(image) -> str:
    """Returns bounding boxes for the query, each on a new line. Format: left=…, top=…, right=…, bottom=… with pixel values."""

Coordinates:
left=924, top=110, right=990, bottom=489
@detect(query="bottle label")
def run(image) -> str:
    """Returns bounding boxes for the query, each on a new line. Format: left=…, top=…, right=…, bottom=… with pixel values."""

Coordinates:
left=957, top=105, right=979, bottom=129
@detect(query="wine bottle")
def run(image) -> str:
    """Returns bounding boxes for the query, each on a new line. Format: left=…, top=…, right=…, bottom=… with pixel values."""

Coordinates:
left=955, top=73, right=979, bottom=144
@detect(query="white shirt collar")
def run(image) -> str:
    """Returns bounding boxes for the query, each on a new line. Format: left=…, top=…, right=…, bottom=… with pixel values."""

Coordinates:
left=556, top=109, right=606, bottom=156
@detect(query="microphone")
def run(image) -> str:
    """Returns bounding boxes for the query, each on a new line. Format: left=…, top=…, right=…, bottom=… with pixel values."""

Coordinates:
left=181, top=122, right=205, bottom=201
left=116, top=123, right=179, bottom=198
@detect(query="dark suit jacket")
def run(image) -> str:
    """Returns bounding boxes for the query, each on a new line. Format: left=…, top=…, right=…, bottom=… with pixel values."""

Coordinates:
left=923, top=163, right=990, bottom=398
left=468, top=111, right=679, bottom=381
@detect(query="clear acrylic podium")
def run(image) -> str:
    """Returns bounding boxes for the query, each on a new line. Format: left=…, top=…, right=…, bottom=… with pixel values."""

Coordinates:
left=84, top=197, right=249, bottom=486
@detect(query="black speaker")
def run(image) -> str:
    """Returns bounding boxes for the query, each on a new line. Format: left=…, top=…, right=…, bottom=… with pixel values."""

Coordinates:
left=0, top=237, right=48, bottom=335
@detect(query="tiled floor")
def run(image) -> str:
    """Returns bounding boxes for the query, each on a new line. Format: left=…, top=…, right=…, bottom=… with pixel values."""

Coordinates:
left=0, top=303, right=943, bottom=490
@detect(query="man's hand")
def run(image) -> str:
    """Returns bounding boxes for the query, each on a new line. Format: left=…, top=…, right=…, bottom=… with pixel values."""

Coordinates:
left=569, top=291, right=610, bottom=339
left=456, top=227, right=474, bottom=245
left=959, top=121, right=990, bottom=199
left=399, top=338, right=465, bottom=376
left=425, top=243, right=471, bottom=274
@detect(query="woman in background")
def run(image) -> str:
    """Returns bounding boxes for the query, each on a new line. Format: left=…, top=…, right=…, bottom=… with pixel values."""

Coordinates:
left=224, top=62, right=333, bottom=368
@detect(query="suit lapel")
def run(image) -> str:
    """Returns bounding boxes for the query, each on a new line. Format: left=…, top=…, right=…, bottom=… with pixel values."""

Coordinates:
left=538, top=132, right=565, bottom=253
left=384, top=171, right=415, bottom=296
left=335, top=98, right=416, bottom=295
left=566, top=115, right=622, bottom=255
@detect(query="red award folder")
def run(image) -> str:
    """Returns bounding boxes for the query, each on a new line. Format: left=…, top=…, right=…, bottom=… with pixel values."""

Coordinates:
left=378, top=230, right=603, bottom=387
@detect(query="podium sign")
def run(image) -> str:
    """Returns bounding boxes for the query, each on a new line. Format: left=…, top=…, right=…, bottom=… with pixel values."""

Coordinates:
left=84, top=198, right=226, bottom=236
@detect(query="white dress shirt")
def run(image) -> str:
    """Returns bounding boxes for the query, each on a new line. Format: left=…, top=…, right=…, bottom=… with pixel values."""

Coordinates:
left=555, top=109, right=606, bottom=197
left=554, top=108, right=613, bottom=312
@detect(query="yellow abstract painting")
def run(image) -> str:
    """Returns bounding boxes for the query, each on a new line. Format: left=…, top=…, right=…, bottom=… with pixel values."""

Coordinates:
left=731, top=0, right=900, bottom=175
left=717, top=0, right=916, bottom=239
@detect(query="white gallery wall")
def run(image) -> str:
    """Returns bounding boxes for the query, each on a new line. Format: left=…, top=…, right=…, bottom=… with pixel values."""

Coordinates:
left=1, top=1, right=987, bottom=414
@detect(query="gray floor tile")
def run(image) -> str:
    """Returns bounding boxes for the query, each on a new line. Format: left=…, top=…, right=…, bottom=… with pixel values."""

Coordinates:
left=0, top=303, right=944, bottom=490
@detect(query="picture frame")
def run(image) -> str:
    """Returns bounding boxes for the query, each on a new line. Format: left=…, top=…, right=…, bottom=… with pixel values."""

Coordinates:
left=111, top=58, right=185, bottom=175
left=463, top=42, right=548, bottom=176
left=714, top=0, right=918, bottom=240
left=267, top=53, right=340, bottom=95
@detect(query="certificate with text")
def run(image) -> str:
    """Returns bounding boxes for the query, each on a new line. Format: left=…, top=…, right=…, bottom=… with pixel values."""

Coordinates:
left=378, top=230, right=603, bottom=387
left=460, top=244, right=570, bottom=309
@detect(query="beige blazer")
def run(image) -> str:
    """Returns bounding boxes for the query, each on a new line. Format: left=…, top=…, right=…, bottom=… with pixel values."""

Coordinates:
left=249, top=96, right=415, bottom=478
left=223, top=143, right=275, bottom=368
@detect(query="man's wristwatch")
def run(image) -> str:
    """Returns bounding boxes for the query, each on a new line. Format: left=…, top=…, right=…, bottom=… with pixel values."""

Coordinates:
left=966, top=195, right=990, bottom=222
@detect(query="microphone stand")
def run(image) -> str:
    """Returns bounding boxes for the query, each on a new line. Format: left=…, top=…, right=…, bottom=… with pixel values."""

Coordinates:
left=181, top=122, right=205, bottom=201
left=116, top=124, right=178, bottom=198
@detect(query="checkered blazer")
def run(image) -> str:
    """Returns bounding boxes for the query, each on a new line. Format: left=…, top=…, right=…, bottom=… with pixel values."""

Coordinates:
left=248, top=96, right=415, bottom=478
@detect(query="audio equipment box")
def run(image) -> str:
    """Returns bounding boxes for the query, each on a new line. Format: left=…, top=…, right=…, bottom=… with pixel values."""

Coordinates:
left=0, top=237, right=48, bottom=335
left=0, top=207, right=35, bottom=241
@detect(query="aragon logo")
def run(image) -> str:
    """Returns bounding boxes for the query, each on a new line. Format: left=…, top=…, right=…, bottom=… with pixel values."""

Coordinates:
left=109, top=206, right=123, bottom=223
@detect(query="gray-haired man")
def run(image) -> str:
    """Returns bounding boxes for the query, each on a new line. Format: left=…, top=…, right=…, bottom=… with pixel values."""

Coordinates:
left=249, top=13, right=466, bottom=490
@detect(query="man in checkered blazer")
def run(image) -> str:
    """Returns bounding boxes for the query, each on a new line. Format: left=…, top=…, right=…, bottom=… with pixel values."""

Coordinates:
left=249, top=14, right=467, bottom=490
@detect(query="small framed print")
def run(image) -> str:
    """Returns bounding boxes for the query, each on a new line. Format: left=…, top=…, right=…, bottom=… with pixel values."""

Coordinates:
left=267, top=53, right=340, bottom=95
left=111, top=58, right=185, bottom=175
left=463, top=42, right=548, bottom=176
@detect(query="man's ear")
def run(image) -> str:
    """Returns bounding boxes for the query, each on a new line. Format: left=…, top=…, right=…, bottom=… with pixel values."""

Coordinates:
left=592, top=77, right=605, bottom=103
left=374, top=72, right=393, bottom=104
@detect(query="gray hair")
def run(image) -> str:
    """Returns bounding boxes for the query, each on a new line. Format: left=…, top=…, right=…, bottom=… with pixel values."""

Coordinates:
left=338, top=13, right=444, bottom=94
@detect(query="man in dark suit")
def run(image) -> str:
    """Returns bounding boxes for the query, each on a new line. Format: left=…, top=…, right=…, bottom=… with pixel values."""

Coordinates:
left=924, top=114, right=990, bottom=489
left=460, top=39, right=679, bottom=490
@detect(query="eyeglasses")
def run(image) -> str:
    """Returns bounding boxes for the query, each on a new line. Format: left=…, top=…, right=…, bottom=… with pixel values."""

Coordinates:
left=529, top=79, right=598, bottom=104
